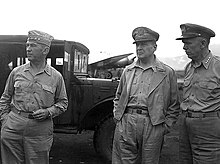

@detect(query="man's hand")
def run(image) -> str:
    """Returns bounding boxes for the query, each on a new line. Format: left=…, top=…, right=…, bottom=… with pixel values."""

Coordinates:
left=113, top=117, right=119, bottom=124
left=32, top=109, right=49, bottom=121
left=0, top=113, right=9, bottom=125
left=164, top=123, right=171, bottom=135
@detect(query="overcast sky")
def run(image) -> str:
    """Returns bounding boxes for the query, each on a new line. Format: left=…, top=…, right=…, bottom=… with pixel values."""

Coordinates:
left=1, top=0, right=219, bottom=63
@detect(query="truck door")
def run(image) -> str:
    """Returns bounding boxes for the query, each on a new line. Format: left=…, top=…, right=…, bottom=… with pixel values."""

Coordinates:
left=54, top=41, right=90, bottom=126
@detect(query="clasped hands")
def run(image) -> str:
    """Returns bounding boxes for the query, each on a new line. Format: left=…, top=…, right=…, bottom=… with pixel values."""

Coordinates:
left=31, top=109, right=50, bottom=121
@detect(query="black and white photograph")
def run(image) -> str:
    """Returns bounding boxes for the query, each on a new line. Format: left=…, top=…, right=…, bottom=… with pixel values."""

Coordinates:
left=0, top=0, right=220, bottom=164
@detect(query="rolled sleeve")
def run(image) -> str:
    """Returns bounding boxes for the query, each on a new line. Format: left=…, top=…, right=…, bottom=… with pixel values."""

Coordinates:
left=47, top=76, right=68, bottom=118
left=0, top=70, right=15, bottom=118
left=165, top=69, right=180, bottom=127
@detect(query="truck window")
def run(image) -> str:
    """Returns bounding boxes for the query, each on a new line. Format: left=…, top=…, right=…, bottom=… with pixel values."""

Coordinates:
left=56, top=58, right=63, bottom=65
left=17, top=57, right=28, bottom=66
left=64, top=51, right=71, bottom=72
left=15, top=57, right=52, bottom=67
left=74, top=49, right=88, bottom=73
left=47, top=58, right=51, bottom=66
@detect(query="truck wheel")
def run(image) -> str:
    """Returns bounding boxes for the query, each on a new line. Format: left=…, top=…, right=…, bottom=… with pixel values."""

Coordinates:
left=93, top=115, right=116, bottom=163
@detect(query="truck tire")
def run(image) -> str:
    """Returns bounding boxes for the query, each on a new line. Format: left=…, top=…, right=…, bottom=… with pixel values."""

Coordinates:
left=93, top=114, right=116, bottom=163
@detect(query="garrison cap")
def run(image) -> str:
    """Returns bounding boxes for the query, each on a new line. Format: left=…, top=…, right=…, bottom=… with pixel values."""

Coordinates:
left=132, top=26, right=159, bottom=44
left=27, top=30, right=54, bottom=47
left=176, top=23, right=215, bottom=40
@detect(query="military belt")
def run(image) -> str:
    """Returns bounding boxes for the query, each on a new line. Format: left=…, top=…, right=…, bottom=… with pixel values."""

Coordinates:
left=125, top=108, right=149, bottom=116
left=11, top=105, right=34, bottom=119
left=184, top=110, right=220, bottom=118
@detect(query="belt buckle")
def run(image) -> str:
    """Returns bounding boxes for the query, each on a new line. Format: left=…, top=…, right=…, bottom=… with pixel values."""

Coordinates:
left=28, top=113, right=34, bottom=119
left=201, top=113, right=206, bottom=118
left=197, top=113, right=205, bottom=118
left=188, top=112, right=195, bottom=118
left=188, top=112, right=204, bottom=118
left=136, top=109, right=142, bottom=114
left=186, top=112, right=190, bottom=117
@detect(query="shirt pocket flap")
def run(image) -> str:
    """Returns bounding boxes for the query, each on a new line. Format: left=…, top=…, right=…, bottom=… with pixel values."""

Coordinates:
left=42, top=84, right=54, bottom=94
left=198, top=81, right=217, bottom=90
left=14, top=81, right=20, bottom=87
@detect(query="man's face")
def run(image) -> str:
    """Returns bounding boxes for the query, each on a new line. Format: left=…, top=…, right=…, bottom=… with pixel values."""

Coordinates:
left=182, top=37, right=202, bottom=61
left=26, top=40, right=47, bottom=62
left=135, top=41, right=156, bottom=59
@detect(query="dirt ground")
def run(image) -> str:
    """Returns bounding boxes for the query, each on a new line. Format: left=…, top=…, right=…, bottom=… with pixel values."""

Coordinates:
left=50, top=131, right=106, bottom=164
left=50, top=129, right=179, bottom=164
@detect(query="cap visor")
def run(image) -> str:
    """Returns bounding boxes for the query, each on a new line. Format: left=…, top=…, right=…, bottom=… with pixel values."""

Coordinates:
left=176, top=37, right=184, bottom=40
left=176, top=36, right=198, bottom=40
left=133, top=39, right=155, bottom=44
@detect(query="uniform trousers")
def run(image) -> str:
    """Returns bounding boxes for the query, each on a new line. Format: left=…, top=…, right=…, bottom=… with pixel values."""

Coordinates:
left=1, top=111, right=53, bottom=164
left=112, top=113, right=164, bottom=164
left=179, top=113, right=220, bottom=164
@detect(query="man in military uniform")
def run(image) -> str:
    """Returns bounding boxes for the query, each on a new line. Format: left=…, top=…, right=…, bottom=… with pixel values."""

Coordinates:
left=0, top=30, right=68, bottom=164
left=112, top=26, right=180, bottom=164
left=176, top=23, right=220, bottom=164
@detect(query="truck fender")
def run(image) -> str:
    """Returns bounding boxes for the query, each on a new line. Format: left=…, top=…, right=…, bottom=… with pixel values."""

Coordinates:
left=78, top=97, right=114, bottom=132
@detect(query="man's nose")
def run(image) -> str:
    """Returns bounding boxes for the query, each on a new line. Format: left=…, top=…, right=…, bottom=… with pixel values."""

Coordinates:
left=26, top=46, right=31, bottom=51
left=137, top=44, right=142, bottom=49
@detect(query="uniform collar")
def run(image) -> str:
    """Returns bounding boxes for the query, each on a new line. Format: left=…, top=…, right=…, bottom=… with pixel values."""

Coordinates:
left=127, top=55, right=165, bottom=72
left=191, top=51, right=212, bottom=69
left=201, top=52, right=212, bottom=69
left=24, top=62, right=52, bottom=76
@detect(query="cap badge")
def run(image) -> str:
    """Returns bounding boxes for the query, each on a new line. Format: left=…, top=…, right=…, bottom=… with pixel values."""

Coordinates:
left=181, top=25, right=187, bottom=34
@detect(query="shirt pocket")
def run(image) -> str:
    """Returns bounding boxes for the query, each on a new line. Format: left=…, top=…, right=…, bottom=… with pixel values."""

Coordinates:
left=14, top=81, right=31, bottom=95
left=41, top=84, right=54, bottom=94
left=41, top=84, right=55, bottom=105
left=197, top=81, right=217, bottom=90
left=196, top=80, right=219, bottom=101
left=14, top=81, right=22, bottom=92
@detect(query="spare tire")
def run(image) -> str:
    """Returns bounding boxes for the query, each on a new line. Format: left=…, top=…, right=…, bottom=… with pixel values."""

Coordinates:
left=93, top=114, right=116, bottom=163
left=105, top=71, right=113, bottom=79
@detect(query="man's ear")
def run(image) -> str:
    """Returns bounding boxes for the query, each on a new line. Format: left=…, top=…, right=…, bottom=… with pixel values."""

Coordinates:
left=42, top=46, right=50, bottom=55
left=200, top=38, right=208, bottom=49
left=154, top=44, right=157, bottom=50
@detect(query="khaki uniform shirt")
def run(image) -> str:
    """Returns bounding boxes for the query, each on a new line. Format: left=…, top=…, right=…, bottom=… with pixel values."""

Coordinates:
left=127, top=62, right=154, bottom=110
left=114, top=56, right=180, bottom=126
left=0, top=62, right=68, bottom=118
left=181, top=52, right=220, bottom=112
